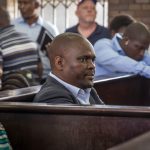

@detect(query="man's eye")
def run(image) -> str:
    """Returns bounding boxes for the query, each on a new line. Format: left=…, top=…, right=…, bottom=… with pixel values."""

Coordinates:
left=92, top=58, right=96, bottom=62
left=80, top=58, right=87, bottom=62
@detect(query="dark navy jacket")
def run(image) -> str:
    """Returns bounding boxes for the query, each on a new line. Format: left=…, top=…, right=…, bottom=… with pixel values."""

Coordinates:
left=65, top=23, right=111, bottom=45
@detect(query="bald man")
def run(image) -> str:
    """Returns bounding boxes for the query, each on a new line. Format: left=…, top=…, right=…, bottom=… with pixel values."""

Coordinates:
left=13, top=0, right=59, bottom=82
left=94, top=22, right=150, bottom=78
left=34, top=33, right=104, bottom=105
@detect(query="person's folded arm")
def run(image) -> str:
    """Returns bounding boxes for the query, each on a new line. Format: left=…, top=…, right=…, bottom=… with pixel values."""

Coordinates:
left=94, top=39, right=150, bottom=78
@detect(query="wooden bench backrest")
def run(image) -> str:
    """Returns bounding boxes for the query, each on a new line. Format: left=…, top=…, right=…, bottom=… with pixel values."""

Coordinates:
left=0, top=74, right=150, bottom=106
left=94, top=75, right=150, bottom=106
left=0, top=102, right=150, bottom=150
left=0, top=85, right=41, bottom=102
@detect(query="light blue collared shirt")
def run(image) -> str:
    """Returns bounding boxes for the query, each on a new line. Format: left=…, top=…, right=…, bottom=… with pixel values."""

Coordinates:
left=50, top=72, right=91, bottom=104
left=13, top=16, right=59, bottom=41
left=94, top=33, right=150, bottom=78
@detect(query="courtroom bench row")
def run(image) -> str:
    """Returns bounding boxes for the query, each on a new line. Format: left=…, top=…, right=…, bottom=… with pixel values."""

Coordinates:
left=0, top=74, right=150, bottom=106
left=1, top=102, right=150, bottom=150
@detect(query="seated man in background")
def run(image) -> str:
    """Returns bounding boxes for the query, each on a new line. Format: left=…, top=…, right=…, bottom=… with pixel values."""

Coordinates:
left=94, top=22, right=150, bottom=78
left=13, top=0, right=59, bottom=82
left=34, top=33, right=104, bottom=105
left=0, top=7, right=39, bottom=90
left=65, top=0, right=111, bottom=45
left=109, top=14, right=136, bottom=38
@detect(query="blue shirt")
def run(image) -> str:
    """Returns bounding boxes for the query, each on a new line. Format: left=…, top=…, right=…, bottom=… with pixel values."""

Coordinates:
left=13, top=16, right=59, bottom=41
left=94, top=33, right=150, bottom=78
left=50, top=72, right=91, bottom=104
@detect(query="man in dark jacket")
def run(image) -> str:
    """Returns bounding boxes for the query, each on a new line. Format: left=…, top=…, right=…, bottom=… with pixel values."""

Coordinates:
left=34, top=32, right=104, bottom=105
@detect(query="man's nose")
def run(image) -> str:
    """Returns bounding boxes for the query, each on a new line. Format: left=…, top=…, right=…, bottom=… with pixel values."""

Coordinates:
left=140, top=49, right=145, bottom=57
left=87, top=7, right=94, bottom=11
left=88, top=60, right=95, bottom=69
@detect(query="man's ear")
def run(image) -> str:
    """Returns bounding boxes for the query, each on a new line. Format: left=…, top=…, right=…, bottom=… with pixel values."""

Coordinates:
left=111, top=30, right=115, bottom=37
left=123, top=36, right=129, bottom=46
left=75, top=9, right=79, bottom=17
left=54, top=56, right=64, bottom=71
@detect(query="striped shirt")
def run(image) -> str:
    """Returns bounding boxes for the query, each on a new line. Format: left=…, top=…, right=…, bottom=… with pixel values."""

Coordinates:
left=0, top=123, right=12, bottom=150
left=0, top=25, right=38, bottom=75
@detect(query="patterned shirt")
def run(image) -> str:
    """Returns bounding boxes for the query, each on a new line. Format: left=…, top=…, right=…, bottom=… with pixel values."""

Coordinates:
left=0, top=123, right=12, bottom=150
left=0, top=25, right=38, bottom=76
left=13, top=16, right=59, bottom=79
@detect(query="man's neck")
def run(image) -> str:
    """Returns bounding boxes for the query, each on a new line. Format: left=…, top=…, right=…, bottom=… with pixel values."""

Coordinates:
left=24, top=15, right=39, bottom=26
left=77, top=22, right=97, bottom=38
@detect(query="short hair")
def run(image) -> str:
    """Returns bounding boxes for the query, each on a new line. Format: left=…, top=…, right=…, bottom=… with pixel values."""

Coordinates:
left=47, top=32, right=92, bottom=69
left=77, top=0, right=97, bottom=6
left=109, top=14, right=135, bottom=32
left=123, top=22, right=150, bottom=41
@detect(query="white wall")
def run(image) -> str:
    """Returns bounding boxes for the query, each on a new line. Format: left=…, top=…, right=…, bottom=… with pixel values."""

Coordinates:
left=7, top=0, right=108, bottom=33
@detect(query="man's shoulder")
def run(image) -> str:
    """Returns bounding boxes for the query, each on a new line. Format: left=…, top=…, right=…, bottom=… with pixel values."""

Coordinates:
left=94, top=38, right=112, bottom=47
left=12, top=17, right=24, bottom=25
left=35, top=76, right=72, bottom=97
left=96, top=24, right=109, bottom=32
left=65, top=25, right=78, bottom=33
left=33, top=76, right=75, bottom=103
left=40, top=18, right=59, bottom=36
left=95, top=23, right=111, bottom=39
left=42, top=76, right=65, bottom=88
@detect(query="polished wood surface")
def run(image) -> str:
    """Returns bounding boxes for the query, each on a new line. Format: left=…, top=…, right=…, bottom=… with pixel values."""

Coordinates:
left=0, top=85, right=41, bottom=102
left=108, top=131, right=150, bottom=150
left=0, top=74, right=149, bottom=106
left=94, top=74, right=150, bottom=106
left=0, top=103, right=150, bottom=150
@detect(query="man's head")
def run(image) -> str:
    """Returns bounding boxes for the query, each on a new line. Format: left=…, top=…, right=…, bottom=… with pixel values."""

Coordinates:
left=47, top=32, right=96, bottom=89
left=76, top=0, right=97, bottom=24
left=0, top=7, right=10, bottom=28
left=109, top=14, right=136, bottom=37
left=17, top=0, right=40, bottom=20
left=120, top=22, right=150, bottom=61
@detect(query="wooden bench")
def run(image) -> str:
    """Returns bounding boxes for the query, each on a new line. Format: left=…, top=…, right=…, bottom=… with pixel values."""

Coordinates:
left=0, top=74, right=149, bottom=106
left=108, top=131, right=150, bottom=150
left=94, top=74, right=150, bottom=106
left=0, top=85, right=41, bottom=102
left=1, top=102, right=150, bottom=150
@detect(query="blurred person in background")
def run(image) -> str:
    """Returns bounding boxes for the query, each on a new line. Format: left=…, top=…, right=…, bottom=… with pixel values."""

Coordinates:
left=94, top=22, right=150, bottom=78
left=0, top=7, right=39, bottom=90
left=13, top=0, right=59, bottom=83
left=109, top=14, right=136, bottom=38
left=65, top=0, right=111, bottom=45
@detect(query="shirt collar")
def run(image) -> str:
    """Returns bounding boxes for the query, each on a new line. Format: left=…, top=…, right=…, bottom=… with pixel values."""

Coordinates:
left=49, top=72, right=91, bottom=104
left=112, top=33, right=125, bottom=55
left=17, top=16, right=43, bottom=26
left=50, top=72, right=80, bottom=97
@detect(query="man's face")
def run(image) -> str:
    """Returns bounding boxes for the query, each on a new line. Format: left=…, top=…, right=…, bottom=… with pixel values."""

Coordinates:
left=18, top=0, right=38, bottom=19
left=61, top=41, right=96, bottom=89
left=76, top=0, right=97, bottom=24
left=124, top=39, right=149, bottom=61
